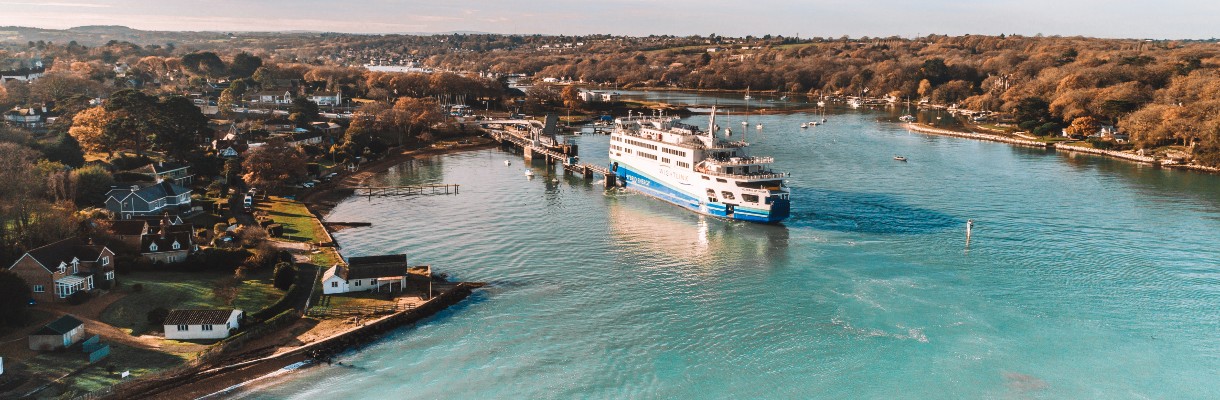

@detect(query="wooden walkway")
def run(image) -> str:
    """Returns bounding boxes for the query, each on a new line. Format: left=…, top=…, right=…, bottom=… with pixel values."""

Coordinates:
left=354, top=184, right=459, bottom=197
left=485, top=125, right=618, bottom=187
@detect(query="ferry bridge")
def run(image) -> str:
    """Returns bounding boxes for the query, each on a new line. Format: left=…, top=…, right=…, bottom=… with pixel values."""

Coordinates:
left=480, top=119, right=618, bottom=188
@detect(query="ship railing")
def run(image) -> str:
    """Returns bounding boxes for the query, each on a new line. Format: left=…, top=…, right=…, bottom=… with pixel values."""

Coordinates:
left=703, top=156, right=774, bottom=165
left=698, top=169, right=788, bottom=180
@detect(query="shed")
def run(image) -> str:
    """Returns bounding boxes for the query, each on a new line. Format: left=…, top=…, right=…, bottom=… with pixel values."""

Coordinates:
left=29, top=315, right=86, bottom=351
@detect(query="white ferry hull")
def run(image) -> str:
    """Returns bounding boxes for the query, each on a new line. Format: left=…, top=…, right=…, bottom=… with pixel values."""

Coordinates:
left=611, top=160, right=790, bottom=223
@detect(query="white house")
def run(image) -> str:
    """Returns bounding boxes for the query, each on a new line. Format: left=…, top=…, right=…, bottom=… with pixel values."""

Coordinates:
left=308, top=91, right=342, bottom=106
left=163, top=309, right=243, bottom=340
left=322, top=255, right=409, bottom=294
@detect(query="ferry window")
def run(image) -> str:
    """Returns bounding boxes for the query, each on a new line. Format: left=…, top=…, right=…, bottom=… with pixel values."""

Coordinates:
left=716, top=178, right=727, bottom=183
left=702, top=176, right=710, bottom=180
left=743, top=194, right=759, bottom=203
left=725, top=167, right=734, bottom=174
left=706, top=189, right=716, bottom=196
left=721, top=191, right=736, bottom=200
left=708, top=197, right=717, bottom=203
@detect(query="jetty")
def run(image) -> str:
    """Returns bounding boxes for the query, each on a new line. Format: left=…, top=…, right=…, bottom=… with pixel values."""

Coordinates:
left=353, top=184, right=460, bottom=197
left=480, top=116, right=619, bottom=188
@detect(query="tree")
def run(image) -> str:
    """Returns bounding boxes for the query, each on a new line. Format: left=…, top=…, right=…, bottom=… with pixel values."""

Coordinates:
left=273, top=262, right=297, bottom=290
left=68, top=106, right=116, bottom=156
left=156, top=96, right=210, bottom=160
left=71, top=164, right=115, bottom=206
left=389, top=97, right=444, bottom=146
left=1014, top=97, right=1052, bottom=127
left=1065, top=116, right=1100, bottom=138
left=290, top=97, right=319, bottom=122
left=104, top=89, right=162, bottom=155
left=181, top=52, right=226, bottom=77
left=37, top=133, right=85, bottom=168
left=561, top=85, right=584, bottom=110
left=0, top=270, right=31, bottom=327
left=229, top=52, right=263, bottom=79
left=242, top=139, right=307, bottom=193
left=146, top=307, right=169, bottom=327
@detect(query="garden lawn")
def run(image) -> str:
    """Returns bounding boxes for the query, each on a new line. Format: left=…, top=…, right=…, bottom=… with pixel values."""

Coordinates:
left=28, top=342, right=186, bottom=397
left=100, top=271, right=283, bottom=336
left=258, top=196, right=329, bottom=244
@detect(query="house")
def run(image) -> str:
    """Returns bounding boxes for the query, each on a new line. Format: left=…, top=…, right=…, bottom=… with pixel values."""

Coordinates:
left=287, top=130, right=323, bottom=147
left=310, top=121, right=342, bottom=135
left=262, top=116, right=294, bottom=131
left=253, top=90, right=294, bottom=105
left=308, top=91, right=342, bottom=106
left=163, top=309, right=243, bottom=340
left=104, top=181, right=192, bottom=219
left=28, top=315, right=86, bottom=351
left=8, top=238, right=115, bottom=302
left=105, top=219, right=151, bottom=250
left=4, top=106, right=48, bottom=131
left=130, top=161, right=194, bottom=186
left=322, top=255, right=410, bottom=294
left=140, top=227, right=194, bottom=264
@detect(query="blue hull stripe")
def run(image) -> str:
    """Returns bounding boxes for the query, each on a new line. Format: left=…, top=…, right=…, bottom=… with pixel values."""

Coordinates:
left=613, top=163, right=791, bottom=223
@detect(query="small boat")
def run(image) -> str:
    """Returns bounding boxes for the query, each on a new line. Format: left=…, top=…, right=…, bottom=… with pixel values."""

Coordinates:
left=741, top=121, right=749, bottom=126
left=780, top=95, right=789, bottom=101
left=817, top=101, right=826, bottom=108
left=755, top=123, right=763, bottom=130
left=821, top=118, right=827, bottom=123
left=899, top=115, right=915, bottom=122
left=504, top=160, right=511, bottom=166
left=893, top=156, right=907, bottom=162
left=800, top=123, right=808, bottom=128
left=525, top=169, right=534, bottom=177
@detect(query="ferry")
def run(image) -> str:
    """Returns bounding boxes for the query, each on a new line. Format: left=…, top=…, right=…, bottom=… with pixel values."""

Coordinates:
left=609, top=108, right=791, bottom=223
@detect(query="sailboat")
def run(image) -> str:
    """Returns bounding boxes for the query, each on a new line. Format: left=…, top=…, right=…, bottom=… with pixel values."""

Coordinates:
left=743, top=87, right=752, bottom=100
left=899, top=97, right=915, bottom=122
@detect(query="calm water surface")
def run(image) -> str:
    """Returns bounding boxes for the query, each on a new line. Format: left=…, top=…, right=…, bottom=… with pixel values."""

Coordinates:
left=242, top=106, right=1220, bottom=399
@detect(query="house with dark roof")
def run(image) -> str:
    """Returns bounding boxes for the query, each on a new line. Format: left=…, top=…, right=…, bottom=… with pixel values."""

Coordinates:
left=286, top=130, right=323, bottom=147
left=130, top=162, right=194, bottom=186
left=104, top=181, right=192, bottom=219
left=322, top=254, right=410, bottom=294
left=105, top=219, right=151, bottom=250
left=7, top=238, right=115, bottom=302
left=4, top=105, right=49, bottom=132
left=163, top=309, right=243, bottom=340
left=28, top=315, right=86, bottom=351
left=141, top=229, right=194, bottom=264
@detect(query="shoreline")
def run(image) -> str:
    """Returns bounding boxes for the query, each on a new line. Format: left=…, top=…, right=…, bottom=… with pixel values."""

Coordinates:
left=103, top=282, right=486, bottom=399
left=903, top=123, right=1220, bottom=174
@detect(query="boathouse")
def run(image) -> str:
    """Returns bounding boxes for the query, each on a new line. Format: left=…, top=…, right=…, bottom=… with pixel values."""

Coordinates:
left=322, top=255, right=410, bottom=294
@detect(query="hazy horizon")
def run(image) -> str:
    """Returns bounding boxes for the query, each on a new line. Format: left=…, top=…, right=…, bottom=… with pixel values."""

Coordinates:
left=0, top=0, right=1216, bottom=40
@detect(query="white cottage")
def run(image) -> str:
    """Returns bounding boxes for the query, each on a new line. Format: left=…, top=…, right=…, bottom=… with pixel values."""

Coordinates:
left=322, top=255, right=409, bottom=294
left=163, top=309, right=243, bottom=340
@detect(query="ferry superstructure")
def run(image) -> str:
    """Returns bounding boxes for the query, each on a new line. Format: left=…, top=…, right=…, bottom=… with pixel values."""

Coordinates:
left=609, top=109, right=791, bottom=223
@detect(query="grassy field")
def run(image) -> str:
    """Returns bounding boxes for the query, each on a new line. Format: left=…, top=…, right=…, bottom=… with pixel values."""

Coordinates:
left=25, top=342, right=186, bottom=397
left=100, top=271, right=282, bottom=336
left=258, top=196, right=329, bottom=244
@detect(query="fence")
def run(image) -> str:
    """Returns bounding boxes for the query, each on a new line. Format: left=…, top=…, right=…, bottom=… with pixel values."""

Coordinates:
left=306, top=303, right=411, bottom=318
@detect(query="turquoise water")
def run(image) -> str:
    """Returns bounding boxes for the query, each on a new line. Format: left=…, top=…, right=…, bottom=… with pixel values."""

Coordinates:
left=243, top=109, right=1220, bottom=399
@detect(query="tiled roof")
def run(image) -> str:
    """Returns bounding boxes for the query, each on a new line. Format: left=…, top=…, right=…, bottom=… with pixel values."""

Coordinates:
left=164, top=309, right=236, bottom=325
left=15, top=237, right=109, bottom=272
left=141, top=231, right=193, bottom=254
left=338, top=255, right=408, bottom=280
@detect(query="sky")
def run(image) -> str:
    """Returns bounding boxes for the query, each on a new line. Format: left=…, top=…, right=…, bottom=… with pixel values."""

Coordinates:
left=0, top=0, right=1215, bottom=39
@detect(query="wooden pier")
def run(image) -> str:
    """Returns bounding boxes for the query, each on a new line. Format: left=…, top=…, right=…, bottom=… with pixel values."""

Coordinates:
left=354, top=184, right=460, bottom=197
left=482, top=120, right=618, bottom=188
